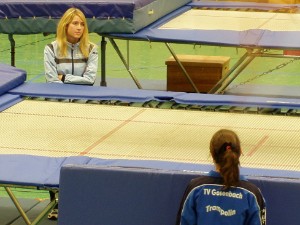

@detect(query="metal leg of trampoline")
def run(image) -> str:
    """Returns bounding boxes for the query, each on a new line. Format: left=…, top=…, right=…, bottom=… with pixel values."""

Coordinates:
left=165, top=43, right=200, bottom=93
left=31, top=199, right=57, bottom=225
left=208, top=50, right=249, bottom=94
left=4, top=187, right=57, bottom=225
left=8, top=34, right=15, bottom=67
left=215, top=51, right=258, bottom=94
left=100, top=36, right=107, bottom=87
left=108, top=38, right=143, bottom=89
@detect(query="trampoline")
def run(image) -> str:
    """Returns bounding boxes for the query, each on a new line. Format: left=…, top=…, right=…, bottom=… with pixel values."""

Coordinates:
left=0, top=63, right=300, bottom=224
left=1, top=1, right=300, bottom=224
left=104, top=1, right=300, bottom=93
left=1, top=99, right=300, bottom=172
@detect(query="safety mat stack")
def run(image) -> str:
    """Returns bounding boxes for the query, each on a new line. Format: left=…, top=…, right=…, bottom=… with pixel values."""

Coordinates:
left=0, top=0, right=191, bottom=34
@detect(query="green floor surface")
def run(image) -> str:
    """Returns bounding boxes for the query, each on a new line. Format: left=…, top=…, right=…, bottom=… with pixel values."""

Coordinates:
left=1, top=33, right=300, bottom=87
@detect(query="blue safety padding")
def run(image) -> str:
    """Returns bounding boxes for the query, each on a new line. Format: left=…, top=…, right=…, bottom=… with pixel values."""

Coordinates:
left=0, top=0, right=151, bottom=19
left=0, top=94, right=23, bottom=112
left=45, top=156, right=93, bottom=187
left=58, top=165, right=198, bottom=225
left=0, top=63, right=26, bottom=96
left=110, top=19, right=263, bottom=47
left=225, top=84, right=300, bottom=99
left=8, top=82, right=300, bottom=109
left=0, top=154, right=65, bottom=188
left=58, top=165, right=300, bottom=225
left=2, top=154, right=299, bottom=189
left=87, top=157, right=213, bottom=172
left=258, top=30, right=300, bottom=49
left=189, top=1, right=298, bottom=10
left=0, top=153, right=299, bottom=225
left=9, top=82, right=184, bottom=102
left=248, top=176, right=300, bottom=225
left=88, top=157, right=300, bottom=179
left=174, top=93, right=300, bottom=109
left=242, top=167, right=300, bottom=179
left=0, top=155, right=92, bottom=188
left=0, top=0, right=191, bottom=34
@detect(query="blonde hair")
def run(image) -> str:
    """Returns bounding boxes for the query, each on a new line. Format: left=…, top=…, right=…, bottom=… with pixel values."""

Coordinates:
left=56, top=8, right=90, bottom=57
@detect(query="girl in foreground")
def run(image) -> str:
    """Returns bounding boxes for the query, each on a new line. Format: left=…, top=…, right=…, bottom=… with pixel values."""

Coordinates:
left=176, top=129, right=266, bottom=225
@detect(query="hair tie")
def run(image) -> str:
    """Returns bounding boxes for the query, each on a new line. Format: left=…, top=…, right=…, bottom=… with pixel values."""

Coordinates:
left=218, top=142, right=232, bottom=154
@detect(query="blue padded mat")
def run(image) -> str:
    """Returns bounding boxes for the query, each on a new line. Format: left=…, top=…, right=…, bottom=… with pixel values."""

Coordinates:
left=58, top=164, right=300, bottom=225
left=0, top=155, right=65, bottom=188
left=8, top=82, right=184, bottom=102
left=225, top=84, right=300, bottom=99
left=0, top=0, right=191, bottom=34
left=0, top=63, right=26, bottom=96
left=0, top=94, right=22, bottom=112
left=0, top=0, right=190, bottom=19
left=0, top=155, right=93, bottom=188
left=174, top=92, right=300, bottom=109
left=1, top=154, right=299, bottom=190
left=6, top=82, right=300, bottom=110
left=1, top=154, right=299, bottom=225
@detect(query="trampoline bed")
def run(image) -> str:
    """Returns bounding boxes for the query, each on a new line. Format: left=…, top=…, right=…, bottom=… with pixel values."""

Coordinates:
left=1, top=99, right=300, bottom=173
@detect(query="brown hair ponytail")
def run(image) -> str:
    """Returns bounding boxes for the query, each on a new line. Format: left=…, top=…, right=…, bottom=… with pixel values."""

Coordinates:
left=210, top=129, right=241, bottom=189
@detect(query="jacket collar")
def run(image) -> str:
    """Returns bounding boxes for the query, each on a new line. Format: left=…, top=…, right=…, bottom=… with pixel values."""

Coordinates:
left=67, top=41, right=80, bottom=49
left=208, top=170, right=247, bottom=181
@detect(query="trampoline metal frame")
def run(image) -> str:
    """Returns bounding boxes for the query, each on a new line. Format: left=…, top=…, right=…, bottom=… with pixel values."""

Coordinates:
left=0, top=184, right=57, bottom=225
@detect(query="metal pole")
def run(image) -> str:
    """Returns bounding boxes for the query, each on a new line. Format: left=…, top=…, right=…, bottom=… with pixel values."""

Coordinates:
left=5, top=187, right=32, bottom=225
left=208, top=51, right=249, bottom=94
left=100, top=36, right=107, bottom=86
left=8, top=34, right=15, bottom=67
left=108, top=38, right=142, bottom=89
left=214, top=49, right=260, bottom=94
left=165, top=43, right=200, bottom=93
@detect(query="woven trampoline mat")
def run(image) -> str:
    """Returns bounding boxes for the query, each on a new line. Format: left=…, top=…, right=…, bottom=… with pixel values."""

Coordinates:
left=160, top=9, right=300, bottom=31
left=0, top=100, right=299, bottom=171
